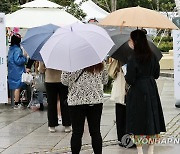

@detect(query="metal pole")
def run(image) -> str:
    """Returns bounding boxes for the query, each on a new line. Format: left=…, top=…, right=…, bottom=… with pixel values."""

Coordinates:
left=175, top=0, right=180, bottom=16
left=10, top=90, right=14, bottom=107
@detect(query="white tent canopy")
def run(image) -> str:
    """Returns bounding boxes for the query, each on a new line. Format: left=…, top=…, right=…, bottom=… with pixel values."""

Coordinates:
left=5, top=8, right=80, bottom=28
left=20, top=0, right=61, bottom=8
left=75, top=0, right=109, bottom=22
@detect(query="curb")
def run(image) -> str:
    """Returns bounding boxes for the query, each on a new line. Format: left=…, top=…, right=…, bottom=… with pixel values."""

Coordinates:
left=160, top=72, right=174, bottom=78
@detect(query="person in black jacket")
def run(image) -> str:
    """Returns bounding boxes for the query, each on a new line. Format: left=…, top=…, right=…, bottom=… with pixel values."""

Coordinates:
left=125, top=30, right=166, bottom=154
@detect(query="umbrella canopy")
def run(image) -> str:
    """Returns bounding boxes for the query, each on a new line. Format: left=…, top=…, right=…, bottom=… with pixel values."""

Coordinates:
left=99, top=6, right=178, bottom=29
left=21, top=24, right=59, bottom=61
left=5, top=8, right=80, bottom=28
left=109, top=33, right=162, bottom=64
left=40, top=23, right=115, bottom=72
left=20, top=0, right=61, bottom=8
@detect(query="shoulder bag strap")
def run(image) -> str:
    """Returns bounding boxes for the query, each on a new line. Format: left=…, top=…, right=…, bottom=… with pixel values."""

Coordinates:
left=74, top=69, right=85, bottom=83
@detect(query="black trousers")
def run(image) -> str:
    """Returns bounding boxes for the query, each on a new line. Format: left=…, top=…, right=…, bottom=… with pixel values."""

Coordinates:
left=115, top=103, right=126, bottom=142
left=45, top=82, right=71, bottom=127
left=69, top=104, right=103, bottom=154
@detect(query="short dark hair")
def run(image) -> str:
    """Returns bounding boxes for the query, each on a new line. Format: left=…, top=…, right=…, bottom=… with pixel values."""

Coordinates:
left=130, top=29, right=152, bottom=63
left=10, top=33, right=21, bottom=47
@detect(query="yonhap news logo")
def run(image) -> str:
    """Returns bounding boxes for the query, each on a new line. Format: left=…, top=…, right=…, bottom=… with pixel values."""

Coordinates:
left=121, top=134, right=180, bottom=148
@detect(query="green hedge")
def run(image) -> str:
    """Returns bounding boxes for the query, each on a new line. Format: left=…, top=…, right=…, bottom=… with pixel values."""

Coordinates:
left=153, top=36, right=173, bottom=52
left=156, top=41, right=173, bottom=52
left=104, top=76, right=113, bottom=94
left=153, top=36, right=173, bottom=42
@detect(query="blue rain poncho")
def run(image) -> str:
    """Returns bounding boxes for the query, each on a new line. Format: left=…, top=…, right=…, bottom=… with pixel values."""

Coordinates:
left=8, top=45, right=27, bottom=90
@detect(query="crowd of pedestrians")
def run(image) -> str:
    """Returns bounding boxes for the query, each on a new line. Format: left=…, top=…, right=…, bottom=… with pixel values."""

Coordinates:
left=7, top=29, right=166, bottom=154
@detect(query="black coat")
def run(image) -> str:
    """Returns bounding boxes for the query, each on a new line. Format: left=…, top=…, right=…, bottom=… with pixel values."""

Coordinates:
left=125, top=54, right=166, bottom=135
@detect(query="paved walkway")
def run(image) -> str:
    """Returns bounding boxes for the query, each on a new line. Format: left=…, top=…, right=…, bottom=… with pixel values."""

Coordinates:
left=0, top=76, right=179, bottom=154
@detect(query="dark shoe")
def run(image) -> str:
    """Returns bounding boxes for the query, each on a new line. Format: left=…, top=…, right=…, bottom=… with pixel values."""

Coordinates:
left=128, top=144, right=136, bottom=148
left=39, top=103, right=44, bottom=111
left=175, top=104, right=180, bottom=108
left=118, top=142, right=125, bottom=148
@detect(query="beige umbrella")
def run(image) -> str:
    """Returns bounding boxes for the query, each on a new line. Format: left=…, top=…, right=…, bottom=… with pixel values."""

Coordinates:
left=99, top=6, right=178, bottom=29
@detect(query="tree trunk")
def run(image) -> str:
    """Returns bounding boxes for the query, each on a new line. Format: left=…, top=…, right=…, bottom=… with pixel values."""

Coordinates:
left=175, top=0, right=180, bottom=16
left=19, top=0, right=31, bottom=5
left=111, top=0, right=116, bottom=12
left=156, top=0, right=159, bottom=11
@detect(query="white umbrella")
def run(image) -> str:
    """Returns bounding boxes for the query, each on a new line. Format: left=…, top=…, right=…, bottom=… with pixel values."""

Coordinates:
left=5, top=8, right=80, bottom=28
left=20, top=0, right=61, bottom=8
left=40, top=23, right=115, bottom=72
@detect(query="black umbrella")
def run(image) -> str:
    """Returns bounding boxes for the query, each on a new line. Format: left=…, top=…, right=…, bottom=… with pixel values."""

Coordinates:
left=108, top=33, right=163, bottom=64
left=103, top=26, right=163, bottom=64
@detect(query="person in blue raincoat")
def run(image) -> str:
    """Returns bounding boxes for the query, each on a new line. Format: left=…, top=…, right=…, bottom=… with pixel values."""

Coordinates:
left=8, top=33, right=27, bottom=109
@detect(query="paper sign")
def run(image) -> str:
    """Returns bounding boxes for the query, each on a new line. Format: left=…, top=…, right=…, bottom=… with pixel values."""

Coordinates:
left=173, top=30, right=180, bottom=102
left=0, top=13, right=8, bottom=103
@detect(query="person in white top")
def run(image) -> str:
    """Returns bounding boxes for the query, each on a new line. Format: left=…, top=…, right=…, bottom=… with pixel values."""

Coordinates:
left=108, top=59, right=128, bottom=147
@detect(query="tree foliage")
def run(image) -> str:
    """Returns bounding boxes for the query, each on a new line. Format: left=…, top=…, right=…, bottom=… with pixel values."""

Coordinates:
left=51, top=0, right=87, bottom=20
left=0, top=0, right=176, bottom=18
left=93, top=0, right=175, bottom=12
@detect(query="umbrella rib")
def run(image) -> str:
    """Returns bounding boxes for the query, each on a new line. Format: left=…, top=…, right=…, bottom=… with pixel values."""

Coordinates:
left=68, top=39, right=72, bottom=70
left=45, top=35, right=71, bottom=70
left=73, top=31, right=111, bottom=59
left=76, top=29, right=112, bottom=42
left=22, top=32, right=52, bottom=41
left=76, top=34, right=102, bottom=62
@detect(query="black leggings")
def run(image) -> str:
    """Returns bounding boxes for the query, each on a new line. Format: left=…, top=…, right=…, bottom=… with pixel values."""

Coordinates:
left=115, top=103, right=126, bottom=141
left=46, top=82, right=71, bottom=127
left=69, top=104, right=103, bottom=154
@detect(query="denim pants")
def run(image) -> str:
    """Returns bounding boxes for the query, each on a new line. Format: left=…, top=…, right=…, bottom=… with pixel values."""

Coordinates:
left=37, top=91, right=43, bottom=104
left=69, top=103, right=103, bottom=154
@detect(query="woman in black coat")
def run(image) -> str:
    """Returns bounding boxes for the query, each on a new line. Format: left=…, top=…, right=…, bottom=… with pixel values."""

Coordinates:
left=125, top=30, right=166, bottom=154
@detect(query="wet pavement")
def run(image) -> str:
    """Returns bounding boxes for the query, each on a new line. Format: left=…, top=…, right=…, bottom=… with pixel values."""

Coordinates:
left=0, top=76, right=179, bottom=154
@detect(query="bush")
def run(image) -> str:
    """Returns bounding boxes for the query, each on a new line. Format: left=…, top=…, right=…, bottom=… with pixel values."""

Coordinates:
left=157, top=42, right=173, bottom=53
left=104, top=76, right=113, bottom=94
left=153, top=36, right=173, bottom=42
left=153, top=36, right=173, bottom=52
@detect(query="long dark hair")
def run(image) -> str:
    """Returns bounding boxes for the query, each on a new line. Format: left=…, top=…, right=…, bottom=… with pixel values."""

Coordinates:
left=130, top=29, right=152, bottom=63
left=84, top=62, right=104, bottom=74
left=10, top=33, right=21, bottom=47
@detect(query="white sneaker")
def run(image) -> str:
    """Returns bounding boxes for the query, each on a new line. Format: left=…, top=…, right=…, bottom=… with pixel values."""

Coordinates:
left=14, top=104, right=23, bottom=109
left=48, top=127, right=56, bottom=133
left=58, top=118, right=62, bottom=125
left=13, top=105, right=19, bottom=109
left=64, top=126, right=71, bottom=133
left=18, top=104, right=24, bottom=109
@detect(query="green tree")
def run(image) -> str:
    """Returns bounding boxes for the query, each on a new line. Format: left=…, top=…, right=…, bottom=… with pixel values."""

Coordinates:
left=159, top=0, right=175, bottom=12
left=94, top=0, right=175, bottom=12
left=1, top=0, right=86, bottom=20
left=51, top=0, right=86, bottom=20
left=52, top=0, right=73, bottom=6
left=0, top=0, right=11, bottom=14
left=0, top=0, right=20, bottom=14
